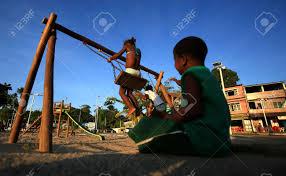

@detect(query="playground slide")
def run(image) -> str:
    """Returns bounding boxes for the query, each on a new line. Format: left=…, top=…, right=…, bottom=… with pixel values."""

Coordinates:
left=64, top=111, right=103, bottom=140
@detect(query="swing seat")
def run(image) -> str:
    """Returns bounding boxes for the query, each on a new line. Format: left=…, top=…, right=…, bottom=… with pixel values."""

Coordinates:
left=115, top=71, right=148, bottom=90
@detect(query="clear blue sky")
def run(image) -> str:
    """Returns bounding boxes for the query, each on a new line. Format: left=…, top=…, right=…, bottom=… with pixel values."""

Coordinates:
left=1, top=0, right=285, bottom=111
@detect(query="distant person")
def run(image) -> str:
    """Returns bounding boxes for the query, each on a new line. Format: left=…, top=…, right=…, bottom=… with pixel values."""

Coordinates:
left=108, top=37, right=141, bottom=116
left=257, top=123, right=263, bottom=132
left=137, top=85, right=166, bottom=117
left=129, top=36, right=231, bottom=156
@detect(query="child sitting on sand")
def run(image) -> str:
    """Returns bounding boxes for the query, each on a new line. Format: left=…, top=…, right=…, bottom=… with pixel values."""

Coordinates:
left=128, top=36, right=231, bottom=156
left=108, top=37, right=141, bottom=116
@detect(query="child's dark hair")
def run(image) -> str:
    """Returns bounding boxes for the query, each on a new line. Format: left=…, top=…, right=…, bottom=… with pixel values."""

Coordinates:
left=145, top=84, right=153, bottom=91
left=173, top=36, right=208, bottom=63
left=124, top=37, right=136, bottom=46
left=136, top=48, right=141, bottom=58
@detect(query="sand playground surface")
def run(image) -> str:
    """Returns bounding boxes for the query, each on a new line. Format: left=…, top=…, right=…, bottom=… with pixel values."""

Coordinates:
left=1, top=131, right=286, bottom=176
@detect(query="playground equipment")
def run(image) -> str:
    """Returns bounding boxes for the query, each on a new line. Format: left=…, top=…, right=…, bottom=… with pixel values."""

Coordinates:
left=53, top=100, right=72, bottom=137
left=54, top=100, right=103, bottom=138
left=20, top=115, right=41, bottom=136
left=64, top=111, right=104, bottom=138
left=8, top=12, right=173, bottom=153
left=26, top=93, right=43, bottom=128
left=83, top=44, right=148, bottom=90
left=21, top=100, right=103, bottom=139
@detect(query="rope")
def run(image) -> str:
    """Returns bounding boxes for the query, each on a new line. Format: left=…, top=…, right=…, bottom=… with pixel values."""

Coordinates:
left=83, top=43, right=123, bottom=79
left=98, top=49, right=125, bottom=70
left=147, top=73, right=155, bottom=88
left=83, top=42, right=124, bottom=70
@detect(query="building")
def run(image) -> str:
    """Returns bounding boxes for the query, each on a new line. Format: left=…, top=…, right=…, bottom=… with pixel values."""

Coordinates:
left=226, top=81, right=286, bottom=133
left=225, top=85, right=250, bottom=132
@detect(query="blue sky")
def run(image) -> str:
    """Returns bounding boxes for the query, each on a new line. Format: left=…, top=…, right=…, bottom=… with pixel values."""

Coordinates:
left=0, top=0, right=285, bottom=111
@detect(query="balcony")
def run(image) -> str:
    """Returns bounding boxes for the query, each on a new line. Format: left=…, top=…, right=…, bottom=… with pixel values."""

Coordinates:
left=249, top=108, right=286, bottom=117
left=230, top=113, right=249, bottom=120
left=246, top=90, right=286, bottom=100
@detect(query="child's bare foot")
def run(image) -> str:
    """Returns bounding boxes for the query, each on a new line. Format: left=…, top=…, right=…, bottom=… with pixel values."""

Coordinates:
left=128, top=107, right=136, bottom=116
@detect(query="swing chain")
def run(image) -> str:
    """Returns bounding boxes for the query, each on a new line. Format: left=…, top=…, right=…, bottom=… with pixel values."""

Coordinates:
left=83, top=42, right=123, bottom=79
left=147, top=72, right=155, bottom=88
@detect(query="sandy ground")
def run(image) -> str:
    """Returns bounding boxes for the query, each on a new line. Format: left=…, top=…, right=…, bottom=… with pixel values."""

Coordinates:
left=0, top=131, right=286, bottom=176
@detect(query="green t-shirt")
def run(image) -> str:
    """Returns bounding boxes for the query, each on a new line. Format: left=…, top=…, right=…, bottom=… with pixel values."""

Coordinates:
left=181, top=66, right=231, bottom=156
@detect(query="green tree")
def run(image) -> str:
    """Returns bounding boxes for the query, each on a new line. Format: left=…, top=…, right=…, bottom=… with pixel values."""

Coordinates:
left=29, top=110, right=42, bottom=122
left=17, top=87, right=24, bottom=96
left=211, top=68, right=240, bottom=88
left=104, top=97, right=123, bottom=105
left=96, top=107, right=121, bottom=129
left=78, top=104, right=92, bottom=122
left=0, top=83, right=12, bottom=107
left=0, top=83, right=21, bottom=126
left=81, top=104, right=91, bottom=113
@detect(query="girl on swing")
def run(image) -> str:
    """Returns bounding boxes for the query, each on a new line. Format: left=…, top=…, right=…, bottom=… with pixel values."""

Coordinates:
left=108, top=37, right=141, bottom=116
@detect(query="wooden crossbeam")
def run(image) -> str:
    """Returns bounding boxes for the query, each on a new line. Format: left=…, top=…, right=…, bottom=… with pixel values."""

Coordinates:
left=42, top=18, right=159, bottom=78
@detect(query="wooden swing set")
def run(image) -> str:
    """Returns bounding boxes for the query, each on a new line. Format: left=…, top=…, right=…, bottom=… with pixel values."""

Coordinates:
left=8, top=12, right=173, bottom=153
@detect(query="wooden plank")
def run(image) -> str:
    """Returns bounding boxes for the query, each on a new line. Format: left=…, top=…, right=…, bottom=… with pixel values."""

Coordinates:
left=155, top=71, right=164, bottom=93
left=160, top=84, right=173, bottom=108
left=42, top=18, right=159, bottom=77
left=20, top=116, right=42, bottom=136
left=115, top=71, right=147, bottom=90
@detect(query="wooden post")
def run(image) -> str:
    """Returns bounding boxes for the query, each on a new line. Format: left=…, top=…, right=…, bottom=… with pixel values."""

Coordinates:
left=66, top=116, right=70, bottom=138
left=154, top=71, right=172, bottom=107
left=9, top=13, right=57, bottom=144
left=39, top=29, right=56, bottom=153
left=56, top=100, right=64, bottom=137
left=160, top=84, right=173, bottom=108
left=155, top=71, right=164, bottom=93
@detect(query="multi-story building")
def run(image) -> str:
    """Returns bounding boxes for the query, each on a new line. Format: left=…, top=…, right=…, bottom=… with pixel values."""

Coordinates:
left=226, top=81, right=286, bottom=133
left=225, top=85, right=250, bottom=132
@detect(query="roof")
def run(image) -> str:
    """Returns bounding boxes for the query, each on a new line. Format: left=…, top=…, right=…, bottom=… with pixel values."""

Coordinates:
left=244, top=81, right=285, bottom=87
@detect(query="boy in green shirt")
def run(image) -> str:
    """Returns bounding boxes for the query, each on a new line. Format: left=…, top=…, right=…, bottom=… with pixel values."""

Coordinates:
left=128, top=36, right=231, bottom=156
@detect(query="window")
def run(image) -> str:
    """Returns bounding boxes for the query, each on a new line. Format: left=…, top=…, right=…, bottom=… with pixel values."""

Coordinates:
left=263, top=83, right=284, bottom=91
left=273, top=102, right=283, bottom=108
left=225, top=89, right=238, bottom=96
left=249, top=101, right=264, bottom=109
left=256, top=103, right=262, bottom=109
left=245, top=86, right=262, bottom=93
left=249, top=102, right=256, bottom=109
left=229, top=103, right=241, bottom=111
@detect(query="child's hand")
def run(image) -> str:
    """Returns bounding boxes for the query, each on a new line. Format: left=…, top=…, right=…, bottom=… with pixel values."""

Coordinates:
left=169, top=77, right=181, bottom=86
left=107, top=58, right=112, bottom=62
left=169, top=77, right=177, bottom=82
